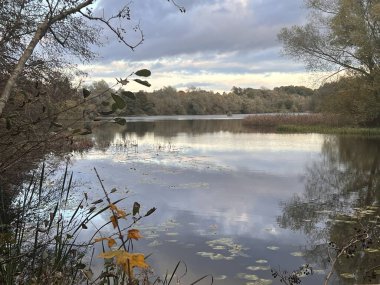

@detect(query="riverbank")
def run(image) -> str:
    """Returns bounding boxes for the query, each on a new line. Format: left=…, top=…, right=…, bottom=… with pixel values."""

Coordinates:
left=243, top=114, right=380, bottom=136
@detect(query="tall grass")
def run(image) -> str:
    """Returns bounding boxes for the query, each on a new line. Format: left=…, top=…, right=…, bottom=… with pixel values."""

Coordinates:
left=242, top=113, right=347, bottom=128
left=0, top=164, right=212, bottom=285
left=242, top=113, right=380, bottom=135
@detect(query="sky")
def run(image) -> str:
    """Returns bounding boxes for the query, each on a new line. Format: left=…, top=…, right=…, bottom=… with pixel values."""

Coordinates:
left=78, top=0, right=324, bottom=92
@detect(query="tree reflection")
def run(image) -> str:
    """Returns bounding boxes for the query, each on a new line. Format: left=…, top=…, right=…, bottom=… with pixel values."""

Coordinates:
left=90, top=119, right=252, bottom=151
left=277, top=136, right=380, bottom=284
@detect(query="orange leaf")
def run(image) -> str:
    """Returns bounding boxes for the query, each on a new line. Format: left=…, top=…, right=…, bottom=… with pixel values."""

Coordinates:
left=116, top=208, right=127, bottom=218
left=109, top=203, right=117, bottom=211
left=128, top=229, right=143, bottom=240
left=98, top=250, right=125, bottom=259
left=98, top=250, right=148, bottom=277
left=109, top=203, right=127, bottom=219
left=94, top=237, right=117, bottom=247
left=94, top=237, right=108, bottom=243
left=130, top=253, right=148, bottom=269
left=107, top=238, right=116, bottom=247
left=110, top=215, right=118, bottom=228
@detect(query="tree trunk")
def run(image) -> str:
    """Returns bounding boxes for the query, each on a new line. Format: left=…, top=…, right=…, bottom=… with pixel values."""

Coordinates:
left=0, top=18, right=50, bottom=117
left=0, top=0, right=94, bottom=117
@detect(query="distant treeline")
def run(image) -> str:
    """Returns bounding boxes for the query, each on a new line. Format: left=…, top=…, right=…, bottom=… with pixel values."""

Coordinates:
left=86, top=81, right=316, bottom=116
left=84, top=78, right=379, bottom=126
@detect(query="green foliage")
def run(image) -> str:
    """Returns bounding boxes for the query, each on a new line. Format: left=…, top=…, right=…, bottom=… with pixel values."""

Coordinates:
left=133, top=79, right=151, bottom=87
left=278, top=0, right=380, bottom=126
left=316, top=77, right=380, bottom=126
left=98, top=85, right=315, bottom=117
left=112, top=93, right=127, bottom=109
left=134, top=69, right=151, bottom=77
left=82, top=88, right=91, bottom=98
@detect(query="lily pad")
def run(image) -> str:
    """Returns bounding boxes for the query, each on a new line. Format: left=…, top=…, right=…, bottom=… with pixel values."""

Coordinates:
left=313, top=269, right=325, bottom=275
left=340, top=273, right=355, bottom=279
left=147, top=240, right=162, bottom=247
left=237, top=273, right=259, bottom=281
left=266, top=246, right=280, bottom=251
left=290, top=251, right=305, bottom=257
left=246, top=279, right=273, bottom=285
left=364, top=248, right=380, bottom=253
left=196, top=252, right=234, bottom=261
left=214, top=275, right=227, bottom=280
left=212, top=245, right=226, bottom=250
left=247, top=265, right=270, bottom=271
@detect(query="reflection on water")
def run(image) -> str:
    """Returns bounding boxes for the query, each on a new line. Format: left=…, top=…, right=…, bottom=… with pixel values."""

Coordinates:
left=67, top=116, right=380, bottom=284
left=278, top=136, right=380, bottom=284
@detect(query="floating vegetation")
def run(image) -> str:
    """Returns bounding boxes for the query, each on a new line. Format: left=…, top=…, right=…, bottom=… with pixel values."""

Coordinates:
left=145, top=234, right=160, bottom=239
left=290, top=251, right=305, bottom=257
left=205, top=238, right=249, bottom=258
left=315, top=210, right=333, bottom=214
left=360, top=209, right=376, bottom=215
left=196, top=252, right=234, bottom=260
left=247, top=265, right=271, bottom=271
left=246, top=279, right=273, bottom=285
left=237, top=273, right=259, bottom=281
left=364, top=248, right=380, bottom=253
left=212, top=245, right=226, bottom=250
left=266, top=246, right=280, bottom=251
left=147, top=240, right=162, bottom=247
left=340, top=273, right=355, bottom=279
left=256, top=259, right=268, bottom=264
left=175, top=182, right=209, bottom=190
left=214, top=275, right=227, bottom=280
left=333, top=219, right=356, bottom=224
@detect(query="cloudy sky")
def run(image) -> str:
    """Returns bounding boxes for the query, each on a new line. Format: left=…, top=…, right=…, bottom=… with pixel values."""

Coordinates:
left=79, top=0, right=322, bottom=92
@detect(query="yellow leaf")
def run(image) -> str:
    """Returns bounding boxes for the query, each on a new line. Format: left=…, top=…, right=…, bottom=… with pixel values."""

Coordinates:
left=98, top=250, right=149, bottom=278
left=94, top=237, right=117, bottom=247
left=128, top=229, right=143, bottom=240
left=110, top=215, right=118, bottom=228
left=94, top=237, right=108, bottom=243
left=108, top=238, right=116, bottom=247
left=98, top=250, right=125, bottom=259
left=130, top=253, right=148, bottom=269
left=109, top=203, right=127, bottom=219
left=109, top=203, right=117, bottom=211
left=117, top=208, right=127, bottom=218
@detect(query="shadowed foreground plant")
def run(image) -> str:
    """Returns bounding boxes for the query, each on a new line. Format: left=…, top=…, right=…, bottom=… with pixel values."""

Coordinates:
left=0, top=164, right=212, bottom=285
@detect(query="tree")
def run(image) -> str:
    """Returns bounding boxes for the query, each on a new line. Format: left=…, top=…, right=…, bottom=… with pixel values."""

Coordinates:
left=279, top=0, right=380, bottom=81
left=278, top=0, right=380, bottom=125
left=0, top=0, right=184, bottom=117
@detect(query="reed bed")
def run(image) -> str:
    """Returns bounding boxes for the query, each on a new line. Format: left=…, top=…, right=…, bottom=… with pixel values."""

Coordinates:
left=242, top=113, right=346, bottom=128
left=242, top=113, right=380, bottom=136
left=277, top=125, right=380, bottom=136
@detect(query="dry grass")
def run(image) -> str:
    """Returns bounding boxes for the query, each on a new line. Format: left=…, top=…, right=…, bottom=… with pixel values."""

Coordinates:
left=242, top=113, right=347, bottom=128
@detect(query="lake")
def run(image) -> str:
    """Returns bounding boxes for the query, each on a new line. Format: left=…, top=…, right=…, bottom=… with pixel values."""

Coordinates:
left=64, top=115, right=380, bottom=285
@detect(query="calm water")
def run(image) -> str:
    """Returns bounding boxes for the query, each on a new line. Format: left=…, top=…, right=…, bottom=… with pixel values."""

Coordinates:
left=65, top=115, right=380, bottom=285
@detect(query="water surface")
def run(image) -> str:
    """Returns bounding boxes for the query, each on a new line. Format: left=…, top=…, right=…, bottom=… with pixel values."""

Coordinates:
left=67, top=115, right=380, bottom=285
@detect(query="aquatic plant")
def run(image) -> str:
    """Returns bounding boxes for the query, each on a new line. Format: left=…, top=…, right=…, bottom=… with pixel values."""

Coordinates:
left=0, top=164, right=212, bottom=284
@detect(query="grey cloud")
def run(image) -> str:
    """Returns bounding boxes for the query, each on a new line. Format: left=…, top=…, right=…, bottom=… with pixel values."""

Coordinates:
left=94, top=0, right=306, bottom=61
